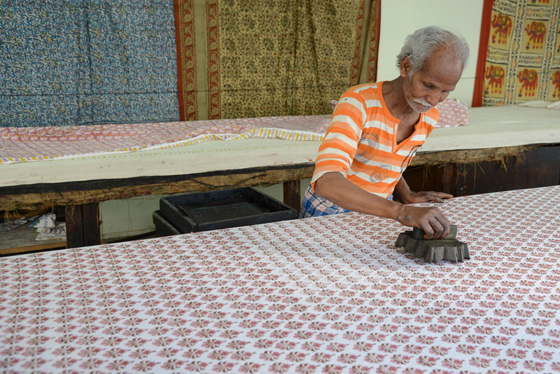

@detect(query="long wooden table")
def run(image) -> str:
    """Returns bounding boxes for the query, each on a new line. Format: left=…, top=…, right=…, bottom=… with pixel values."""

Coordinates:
left=1, top=106, right=559, bottom=249
left=0, top=140, right=319, bottom=249
left=2, top=143, right=559, bottom=251
left=2, top=186, right=559, bottom=373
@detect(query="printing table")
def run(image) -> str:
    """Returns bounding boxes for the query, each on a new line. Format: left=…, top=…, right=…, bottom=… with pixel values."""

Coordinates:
left=1, top=185, right=559, bottom=373
left=1, top=106, right=559, bottom=249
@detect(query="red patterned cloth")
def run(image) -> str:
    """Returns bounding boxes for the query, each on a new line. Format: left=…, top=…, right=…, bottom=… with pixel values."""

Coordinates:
left=0, top=116, right=330, bottom=163
left=435, top=98, right=470, bottom=128
left=2, top=186, right=560, bottom=373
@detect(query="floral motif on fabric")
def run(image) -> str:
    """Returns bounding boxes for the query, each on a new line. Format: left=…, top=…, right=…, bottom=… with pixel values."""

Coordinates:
left=1, top=186, right=560, bottom=372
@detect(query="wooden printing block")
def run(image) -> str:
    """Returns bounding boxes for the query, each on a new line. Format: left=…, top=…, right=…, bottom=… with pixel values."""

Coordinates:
left=395, top=225, right=470, bottom=263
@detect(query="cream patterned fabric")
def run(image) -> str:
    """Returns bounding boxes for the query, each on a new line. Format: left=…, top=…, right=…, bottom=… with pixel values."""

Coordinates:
left=2, top=186, right=560, bottom=373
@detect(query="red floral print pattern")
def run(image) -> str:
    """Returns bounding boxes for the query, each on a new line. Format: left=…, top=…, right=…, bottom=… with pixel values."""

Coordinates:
left=1, top=186, right=560, bottom=373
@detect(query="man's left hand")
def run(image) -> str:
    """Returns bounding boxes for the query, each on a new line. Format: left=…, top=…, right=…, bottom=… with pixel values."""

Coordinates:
left=399, top=191, right=453, bottom=204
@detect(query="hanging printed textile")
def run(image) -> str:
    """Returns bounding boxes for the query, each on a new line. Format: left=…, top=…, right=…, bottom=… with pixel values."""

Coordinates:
left=480, top=0, right=560, bottom=106
left=174, top=0, right=198, bottom=121
left=174, top=0, right=381, bottom=120
left=0, top=1, right=179, bottom=127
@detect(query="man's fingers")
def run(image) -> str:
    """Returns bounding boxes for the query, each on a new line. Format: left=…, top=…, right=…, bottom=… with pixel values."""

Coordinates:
left=426, top=219, right=444, bottom=239
left=424, top=191, right=453, bottom=203
left=430, top=192, right=453, bottom=203
left=403, top=191, right=452, bottom=204
left=436, top=192, right=453, bottom=198
left=422, top=193, right=442, bottom=203
left=423, top=207, right=449, bottom=239
left=400, top=206, right=450, bottom=240
left=434, top=212, right=450, bottom=239
left=420, top=222, right=435, bottom=239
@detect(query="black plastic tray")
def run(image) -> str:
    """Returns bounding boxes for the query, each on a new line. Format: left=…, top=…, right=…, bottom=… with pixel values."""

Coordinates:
left=159, top=187, right=297, bottom=233
left=153, top=210, right=182, bottom=237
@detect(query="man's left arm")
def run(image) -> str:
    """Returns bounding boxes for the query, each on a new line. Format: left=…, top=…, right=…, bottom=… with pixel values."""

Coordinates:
left=394, top=176, right=453, bottom=204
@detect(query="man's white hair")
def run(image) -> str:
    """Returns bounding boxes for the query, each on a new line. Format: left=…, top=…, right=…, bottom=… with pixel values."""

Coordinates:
left=396, top=26, right=470, bottom=74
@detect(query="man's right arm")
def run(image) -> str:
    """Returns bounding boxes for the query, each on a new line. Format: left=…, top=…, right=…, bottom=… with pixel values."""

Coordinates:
left=314, top=172, right=450, bottom=239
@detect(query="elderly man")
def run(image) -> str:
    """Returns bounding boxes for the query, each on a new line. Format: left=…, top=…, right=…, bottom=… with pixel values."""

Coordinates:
left=301, top=26, right=469, bottom=240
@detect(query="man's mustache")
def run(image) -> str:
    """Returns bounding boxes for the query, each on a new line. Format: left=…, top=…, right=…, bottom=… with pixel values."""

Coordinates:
left=413, top=98, right=432, bottom=108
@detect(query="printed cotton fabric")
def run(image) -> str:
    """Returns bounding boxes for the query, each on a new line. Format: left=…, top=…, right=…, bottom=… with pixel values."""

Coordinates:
left=0, top=115, right=330, bottom=163
left=482, top=0, right=560, bottom=105
left=0, top=1, right=179, bottom=127
left=327, top=97, right=470, bottom=128
left=1, top=186, right=560, bottom=373
left=175, top=0, right=381, bottom=120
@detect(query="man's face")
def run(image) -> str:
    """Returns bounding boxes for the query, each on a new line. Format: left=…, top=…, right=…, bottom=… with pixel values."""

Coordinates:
left=401, top=48, right=464, bottom=113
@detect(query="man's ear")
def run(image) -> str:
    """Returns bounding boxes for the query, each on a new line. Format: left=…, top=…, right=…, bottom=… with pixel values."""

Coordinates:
left=400, top=56, right=412, bottom=78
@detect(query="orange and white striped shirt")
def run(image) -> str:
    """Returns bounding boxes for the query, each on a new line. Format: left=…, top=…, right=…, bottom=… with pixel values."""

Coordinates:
left=311, top=81, right=439, bottom=199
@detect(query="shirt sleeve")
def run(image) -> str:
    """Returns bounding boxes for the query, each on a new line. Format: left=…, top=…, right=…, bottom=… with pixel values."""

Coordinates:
left=311, top=90, right=367, bottom=188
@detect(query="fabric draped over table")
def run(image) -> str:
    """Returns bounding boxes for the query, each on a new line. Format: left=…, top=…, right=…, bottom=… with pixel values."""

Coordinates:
left=476, top=0, right=560, bottom=106
left=0, top=97, right=468, bottom=164
left=175, top=0, right=381, bottom=121
left=0, top=0, right=180, bottom=128
left=0, top=116, right=331, bottom=163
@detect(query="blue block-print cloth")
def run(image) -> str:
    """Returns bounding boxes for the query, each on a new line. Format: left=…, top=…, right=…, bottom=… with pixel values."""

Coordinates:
left=0, top=0, right=179, bottom=127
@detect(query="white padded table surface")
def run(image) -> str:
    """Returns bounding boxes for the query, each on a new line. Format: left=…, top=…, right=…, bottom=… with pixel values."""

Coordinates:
left=1, top=106, right=559, bottom=187
left=422, top=106, right=560, bottom=153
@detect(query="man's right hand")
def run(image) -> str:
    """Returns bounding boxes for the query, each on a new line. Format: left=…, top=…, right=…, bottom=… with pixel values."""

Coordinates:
left=314, top=173, right=450, bottom=239
left=396, top=205, right=450, bottom=240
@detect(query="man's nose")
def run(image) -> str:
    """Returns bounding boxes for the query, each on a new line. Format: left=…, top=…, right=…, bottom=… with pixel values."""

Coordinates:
left=428, top=91, right=445, bottom=106
left=426, top=93, right=439, bottom=107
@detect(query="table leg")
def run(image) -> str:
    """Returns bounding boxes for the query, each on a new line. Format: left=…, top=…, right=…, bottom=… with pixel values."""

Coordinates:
left=65, top=203, right=100, bottom=248
left=83, top=203, right=101, bottom=247
left=283, top=180, right=301, bottom=215
left=441, top=164, right=457, bottom=195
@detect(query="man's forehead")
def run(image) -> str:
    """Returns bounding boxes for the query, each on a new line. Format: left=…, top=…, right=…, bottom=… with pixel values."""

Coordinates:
left=418, top=49, right=463, bottom=84
left=423, top=48, right=461, bottom=68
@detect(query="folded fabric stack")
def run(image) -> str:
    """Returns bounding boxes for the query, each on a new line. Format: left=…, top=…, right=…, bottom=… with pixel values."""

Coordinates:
left=29, top=213, right=66, bottom=241
left=435, top=97, right=471, bottom=127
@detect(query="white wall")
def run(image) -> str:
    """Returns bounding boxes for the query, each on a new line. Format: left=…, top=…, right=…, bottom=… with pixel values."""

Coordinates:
left=377, top=0, right=484, bottom=107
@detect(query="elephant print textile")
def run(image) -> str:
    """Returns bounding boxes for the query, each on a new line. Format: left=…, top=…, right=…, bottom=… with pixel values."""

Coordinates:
left=525, top=21, right=546, bottom=50
left=552, top=71, right=560, bottom=98
left=485, top=65, right=505, bottom=95
left=491, top=14, right=512, bottom=45
left=518, top=69, right=539, bottom=97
